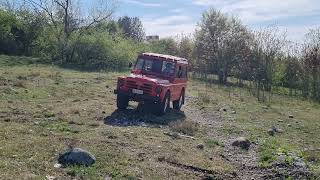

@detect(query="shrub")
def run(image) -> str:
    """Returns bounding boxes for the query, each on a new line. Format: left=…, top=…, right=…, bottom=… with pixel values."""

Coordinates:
left=72, top=32, right=150, bottom=71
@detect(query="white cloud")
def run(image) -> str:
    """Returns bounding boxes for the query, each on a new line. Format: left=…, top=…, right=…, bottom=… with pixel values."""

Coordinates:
left=142, top=15, right=196, bottom=37
left=193, top=0, right=320, bottom=24
left=119, top=0, right=162, bottom=7
left=191, top=0, right=320, bottom=41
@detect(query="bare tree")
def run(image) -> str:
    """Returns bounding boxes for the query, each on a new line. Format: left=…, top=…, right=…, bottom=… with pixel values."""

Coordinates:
left=23, top=0, right=116, bottom=63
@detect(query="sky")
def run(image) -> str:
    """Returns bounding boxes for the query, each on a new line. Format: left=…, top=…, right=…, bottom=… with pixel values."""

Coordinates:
left=116, top=0, right=320, bottom=42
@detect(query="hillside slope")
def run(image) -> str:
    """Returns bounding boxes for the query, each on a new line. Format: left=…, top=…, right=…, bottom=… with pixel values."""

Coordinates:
left=0, top=56, right=319, bottom=179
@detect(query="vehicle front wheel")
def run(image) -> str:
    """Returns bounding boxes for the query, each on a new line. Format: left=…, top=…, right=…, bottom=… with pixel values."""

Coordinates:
left=154, top=92, right=170, bottom=116
left=117, top=94, right=129, bottom=110
left=173, top=90, right=185, bottom=110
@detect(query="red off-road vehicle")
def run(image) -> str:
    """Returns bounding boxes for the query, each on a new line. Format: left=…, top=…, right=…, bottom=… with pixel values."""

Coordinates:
left=114, top=53, right=188, bottom=115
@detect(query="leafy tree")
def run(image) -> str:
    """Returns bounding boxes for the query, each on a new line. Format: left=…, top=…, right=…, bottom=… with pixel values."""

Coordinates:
left=283, top=57, right=302, bottom=95
left=195, top=9, right=251, bottom=84
left=150, top=38, right=179, bottom=56
left=118, top=16, right=145, bottom=42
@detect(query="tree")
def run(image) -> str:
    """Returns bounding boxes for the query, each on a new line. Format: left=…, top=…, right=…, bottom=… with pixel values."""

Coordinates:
left=24, top=0, right=116, bottom=63
left=118, top=16, right=145, bottom=42
left=302, top=28, right=320, bottom=101
left=194, top=9, right=251, bottom=84
left=150, top=38, right=179, bottom=56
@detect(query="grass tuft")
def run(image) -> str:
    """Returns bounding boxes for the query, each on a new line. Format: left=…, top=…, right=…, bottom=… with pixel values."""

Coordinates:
left=169, top=120, right=199, bottom=136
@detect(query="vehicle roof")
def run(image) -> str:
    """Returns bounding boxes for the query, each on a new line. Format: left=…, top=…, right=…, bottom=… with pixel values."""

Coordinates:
left=141, top=52, right=188, bottom=64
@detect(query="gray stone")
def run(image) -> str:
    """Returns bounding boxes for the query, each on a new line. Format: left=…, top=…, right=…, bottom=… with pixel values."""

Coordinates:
left=196, top=144, right=204, bottom=150
left=268, top=129, right=275, bottom=136
left=231, top=137, right=251, bottom=150
left=58, top=148, right=96, bottom=167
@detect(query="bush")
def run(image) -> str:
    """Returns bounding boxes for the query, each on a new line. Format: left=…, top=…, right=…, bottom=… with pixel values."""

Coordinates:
left=72, top=32, right=150, bottom=71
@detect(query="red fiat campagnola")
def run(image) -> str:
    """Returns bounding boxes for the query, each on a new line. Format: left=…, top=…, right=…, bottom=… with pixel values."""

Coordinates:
left=114, top=53, right=188, bottom=115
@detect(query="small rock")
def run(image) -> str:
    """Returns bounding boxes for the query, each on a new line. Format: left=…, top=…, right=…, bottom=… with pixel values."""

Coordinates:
left=157, top=156, right=165, bottom=162
left=268, top=129, right=275, bottom=136
left=197, top=144, right=204, bottom=150
left=276, top=129, right=284, bottom=133
left=164, top=132, right=181, bottom=139
left=54, top=163, right=62, bottom=168
left=46, top=175, right=56, bottom=180
left=289, top=115, right=294, bottom=118
left=231, top=111, right=236, bottom=114
left=58, top=148, right=96, bottom=167
left=287, top=124, right=292, bottom=127
left=231, top=137, right=251, bottom=150
left=104, top=175, right=112, bottom=180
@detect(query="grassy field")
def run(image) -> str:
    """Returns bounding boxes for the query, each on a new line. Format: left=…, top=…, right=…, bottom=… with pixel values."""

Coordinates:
left=0, top=55, right=319, bottom=179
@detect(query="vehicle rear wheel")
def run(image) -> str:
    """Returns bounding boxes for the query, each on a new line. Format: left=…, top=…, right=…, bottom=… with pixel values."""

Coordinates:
left=117, top=94, right=129, bottom=110
left=154, top=92, right=170, bottom=116
left=173, top=90, right=185, bottom=110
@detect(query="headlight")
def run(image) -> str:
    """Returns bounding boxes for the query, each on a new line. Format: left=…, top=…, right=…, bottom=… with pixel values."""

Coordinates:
left=155, top=86, right=162, bottom=94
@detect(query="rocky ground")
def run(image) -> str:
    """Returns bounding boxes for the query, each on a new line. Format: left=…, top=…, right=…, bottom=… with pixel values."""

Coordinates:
left=182, top=96, right=316, bottom=179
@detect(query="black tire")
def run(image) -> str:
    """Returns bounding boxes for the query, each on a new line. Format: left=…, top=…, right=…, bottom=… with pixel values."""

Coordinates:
left=173, top=90, right=185, bottom=110
left=154, top=92, right=170, bottom=116
left=117, top=94, right=129, bottom=110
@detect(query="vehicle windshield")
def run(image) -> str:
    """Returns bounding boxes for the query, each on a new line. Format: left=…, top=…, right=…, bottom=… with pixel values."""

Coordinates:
left=135, top=58, right=175, bottom=76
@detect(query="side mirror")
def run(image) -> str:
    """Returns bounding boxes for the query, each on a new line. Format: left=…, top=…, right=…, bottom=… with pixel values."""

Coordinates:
left=129, top=62, right=133, bottom=68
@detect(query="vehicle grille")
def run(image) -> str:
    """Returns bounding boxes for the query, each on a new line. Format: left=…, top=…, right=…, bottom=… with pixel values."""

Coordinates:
left=126, top=80, right=153, bottom=95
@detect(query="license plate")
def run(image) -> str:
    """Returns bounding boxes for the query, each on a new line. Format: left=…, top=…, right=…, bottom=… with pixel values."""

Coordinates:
left=132, top=89, right=143, bottom=95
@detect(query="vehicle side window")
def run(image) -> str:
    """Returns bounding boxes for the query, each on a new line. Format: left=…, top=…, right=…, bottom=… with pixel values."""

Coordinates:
left=182, top=66, right=188, bottom=78
left=176, top=66, right=183, bottom=78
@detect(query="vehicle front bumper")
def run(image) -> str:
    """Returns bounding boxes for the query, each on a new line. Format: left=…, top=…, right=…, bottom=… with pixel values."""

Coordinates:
left=114, top=89, right=161, bottom=102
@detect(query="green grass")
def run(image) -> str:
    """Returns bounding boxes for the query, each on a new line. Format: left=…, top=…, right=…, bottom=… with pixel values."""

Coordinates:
left=1, top=55, right=319, bottom=178
left=0, top=55, right=232, bottom=179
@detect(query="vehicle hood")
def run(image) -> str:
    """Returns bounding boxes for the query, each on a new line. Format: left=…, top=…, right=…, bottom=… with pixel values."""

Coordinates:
left=127, top=74, right=170, bottom=85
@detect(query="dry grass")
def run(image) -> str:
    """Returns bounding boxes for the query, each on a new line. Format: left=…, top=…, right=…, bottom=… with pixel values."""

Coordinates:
left=169, top=120, right=199, bottom=136
left=13, top=79, right=27, bottom=88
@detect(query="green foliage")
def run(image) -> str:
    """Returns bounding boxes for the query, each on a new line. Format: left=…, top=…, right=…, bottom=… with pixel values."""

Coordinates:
left=0, top=9, right=46, bottom=56
left=258, top=138, right=278, bottom=167
left=118, top=16, right=145, bottom=42
left=194, top=8, right=251, bottom=84
left=72, top=32, right=150, bottom=71
left=150, top=38, right=179, bottom=55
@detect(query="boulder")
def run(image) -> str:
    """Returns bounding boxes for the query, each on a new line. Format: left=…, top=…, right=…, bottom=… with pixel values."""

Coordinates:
left=58, top=148, right=96, bottom=167
left=231, top=137, right=251, bottom=150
